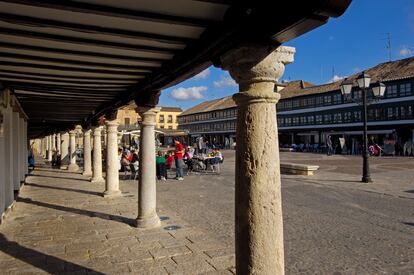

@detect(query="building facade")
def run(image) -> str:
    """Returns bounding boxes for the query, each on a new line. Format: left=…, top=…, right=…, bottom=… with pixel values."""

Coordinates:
left=178, top=57, right=414, bottom=154
left=116, top=105, right=182, bottom=130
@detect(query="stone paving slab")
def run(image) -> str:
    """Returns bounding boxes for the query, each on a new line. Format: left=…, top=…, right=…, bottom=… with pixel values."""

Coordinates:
left=0, top=159, right=235, bottom=274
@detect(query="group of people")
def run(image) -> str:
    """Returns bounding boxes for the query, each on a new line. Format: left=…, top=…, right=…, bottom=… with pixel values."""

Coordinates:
left=155, top=140, right=224, bottom=181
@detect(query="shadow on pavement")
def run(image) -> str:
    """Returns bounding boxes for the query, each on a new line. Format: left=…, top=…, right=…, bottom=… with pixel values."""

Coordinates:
left=404, top=190, right=414, bottom=194
left=28, top=174, right=90, bottom=182
left=0, top=234, right=104, bottom=274
left=17, top=197, right=135, bottom=226
left=25, top=183, right=102, bottom=197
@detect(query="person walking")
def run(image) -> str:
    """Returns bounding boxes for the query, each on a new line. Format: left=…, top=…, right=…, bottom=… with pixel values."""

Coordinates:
left=156, top=151, right=167, bottom=180
left=174, top=139, right=184, bottom=180
left=327, top=135, right=333, bottom=156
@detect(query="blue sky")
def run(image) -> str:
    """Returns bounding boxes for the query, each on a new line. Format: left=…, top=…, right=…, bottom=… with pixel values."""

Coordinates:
left=159, top=0, right=414, bottom=110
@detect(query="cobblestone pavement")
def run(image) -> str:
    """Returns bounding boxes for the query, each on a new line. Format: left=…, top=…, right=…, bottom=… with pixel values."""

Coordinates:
left=1, top=152, right=414, bottom=274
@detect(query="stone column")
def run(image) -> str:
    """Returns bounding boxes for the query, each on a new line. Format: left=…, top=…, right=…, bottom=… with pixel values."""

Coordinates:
left=56, top=132, right=61, bottom=155
left=221, top=44, right=295, bottom=275
left=135, top=107, right=161, bottom=228
left=68, top=130, right=79, bottom=172
left=12, top=112, right=20, bottom=190
left=60, top=132, right=69, bottom=169
left=91, top=127, right=104, bottom=183
left=103, top=120, right=121, bottom=198
left=4, top=106, right=14, bottom=208
left=0, top=108, right=5, bottom=221
left=52, top=133, right=56, bottom=151
left=82, top=129, right=92, bottom=176
left=19, top=117, right=25, bottom=183
left=47, top=135, right=53, bottom=161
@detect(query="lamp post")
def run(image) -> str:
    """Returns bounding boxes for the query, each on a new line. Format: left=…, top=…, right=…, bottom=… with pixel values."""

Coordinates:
left=340, top=72, right=386, bottom=183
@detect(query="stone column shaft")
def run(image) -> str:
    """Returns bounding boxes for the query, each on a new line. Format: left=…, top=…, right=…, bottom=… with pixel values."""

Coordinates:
left=103, top=120, right=121, bottom=197
left=60, top=132, right=69, bottom=169
left=12, top=112, right=20, bottom=190
left=82, top=129, right=92, bottom=176
left=91, top=127, right=104, bottom=183
left=68, top=130, right=79, bottom=172
left=135, top=107, right=161, bottom=228
left=47, top=135, right=53, bottom=161
left=0, top=107, right=6, bottom=220
left=221, top=44, right=295, bottom=275
left=4, top=107, right=14, bottom=207
left=56, top=133, right=61, bottom=155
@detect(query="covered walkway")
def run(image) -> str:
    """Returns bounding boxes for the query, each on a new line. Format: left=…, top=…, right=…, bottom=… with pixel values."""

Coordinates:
left=0, top=157, right=234, bottom=274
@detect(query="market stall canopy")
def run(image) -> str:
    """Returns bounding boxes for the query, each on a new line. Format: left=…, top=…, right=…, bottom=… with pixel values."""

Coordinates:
left=0, top=0, right=351, bottom=138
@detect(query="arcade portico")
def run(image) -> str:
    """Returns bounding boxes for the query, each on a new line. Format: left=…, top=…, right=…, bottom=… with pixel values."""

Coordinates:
left=0, top=1, right=352, bottom=274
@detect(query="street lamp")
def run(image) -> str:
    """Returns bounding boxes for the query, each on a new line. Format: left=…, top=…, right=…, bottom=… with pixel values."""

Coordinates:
left=340, top=72, right=386, bottom=183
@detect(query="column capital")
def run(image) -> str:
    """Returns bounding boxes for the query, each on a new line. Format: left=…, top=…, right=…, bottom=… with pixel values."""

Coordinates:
left=83, top=128, right=92, bottom=135
left=221, top=44, right=295, bottom=106
left=69, top=130, right=77, bottom=136
left=105, top=119, right=119, bottom=134
left=221, top=44, right=295, bottom=85
left=135, top=106, right=161, bottom=126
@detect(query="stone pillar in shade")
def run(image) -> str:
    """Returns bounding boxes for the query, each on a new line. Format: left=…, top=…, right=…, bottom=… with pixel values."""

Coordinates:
left=47, top=135, right=53, bottom=161
left=135, top=107, right=161, bottom=228
left=67, top=130, right=79, bottom=172
left=82, top=129, right=92, bottom=176
left=52, top=133, right=56, bottom=152
left=221, top=44, right=295, bottom=275
left=91, top=127, right=104, bottom=183
left=103, top=119, right=121, bottom=198
left=3, top=105, right=14, bottom=208
left=60, top=132, right=69, bottom=169
left=12, top=112, right=20, bottom=190
left=56, top=132, right=61, bottom=155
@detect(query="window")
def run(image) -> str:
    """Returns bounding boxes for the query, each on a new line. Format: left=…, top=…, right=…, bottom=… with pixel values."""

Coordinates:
left=168, top=126, right=173, bottom=129
left=160, top=125, right=164, bottom=129
left=343, top=112, right=352, bottom=122
left=374, top=108, right=384, bottom=120
left=124, top=117, right=130, bottom=126
left=307, top=115, right=314, bottom=124
left=333, top=113, right=342, bottom=123
left=315, top=115, right=323, bottom=124
left=292, top=100, right=299, bottom=108
left=167, top=115, right=173, bottom=123
left=315, top=96, right=323, bottom=106
left=300, top=116, right=306, bottom=125
left=387, top=107, right=395, bottom=120
left=368, top=109, right=375, bottom=121
left=400, top=83, right=411, bottom=97
left=333, top=94, right=342, bottom=104
left=324, top=114, right=332, bottom=124
left=307, top=97, right=315, bottom=107
left=386, top=85, right=398, bottom=98
left=353, top=111, right=361, bottom=122
left=323, top=95, right=332, bottom=105
left=159, top=114, right=164, bottom=122
left=285, top=100, right=292, bottom=109
left=408, top=106, right=413, bottom=118
left=292, top=117, right=299, bottom=125
left=353, top=90, right=362, bottom=100
left=285, top=117, right=292, bottom=126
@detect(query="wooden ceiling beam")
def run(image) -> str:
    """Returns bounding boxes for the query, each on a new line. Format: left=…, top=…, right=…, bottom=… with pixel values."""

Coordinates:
left=0, top=0, right=217, bottom=28
left=0, top=12, right=195, bottom=44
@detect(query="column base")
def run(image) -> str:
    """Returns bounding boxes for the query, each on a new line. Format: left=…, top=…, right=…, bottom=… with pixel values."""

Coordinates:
left=91, top=177, right=104, bottom=184
left=102, top=190, right=122, bottom=198
left=67, top=163, right=79, bottom=172
left=82, top=170, right=92, bottom=176
left=135, top=214, right=161, bottom=229
left=60, top=165, right=68, bottom=170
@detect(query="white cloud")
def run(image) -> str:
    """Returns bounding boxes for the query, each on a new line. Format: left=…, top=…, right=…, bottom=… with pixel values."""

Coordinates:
left=352, top=67, right=361, bottom=73
left=213, top=76, right=237, bottom=88
left=192, top=68, right=210, bottom=80
left=170, top=86, right=207, bottom=101
left=399, top=45, right=412, bottom=57
left=329, top=75, right=345, bottom=83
